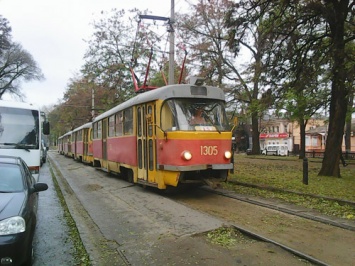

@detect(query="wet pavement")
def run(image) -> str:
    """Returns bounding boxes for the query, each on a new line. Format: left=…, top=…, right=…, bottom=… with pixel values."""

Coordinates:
left=32, top=159, right=75, bottom=265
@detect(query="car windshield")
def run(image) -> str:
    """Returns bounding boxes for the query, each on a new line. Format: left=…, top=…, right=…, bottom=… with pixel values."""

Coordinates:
left=161, top=99, right=230, bottom=132
left=0, top=164, right=24, bottom=192
left=0, top=107, right=40, bottom=149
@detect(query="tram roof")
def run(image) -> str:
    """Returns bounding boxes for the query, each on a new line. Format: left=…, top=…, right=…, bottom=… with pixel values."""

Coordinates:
left=72, top=122, right=92, bottom=133
left=93, top=84, right=226, bottom=122
left=60, top=130, right=73, bottom=138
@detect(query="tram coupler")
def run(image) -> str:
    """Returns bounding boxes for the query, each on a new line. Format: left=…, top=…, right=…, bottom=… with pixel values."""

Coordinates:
left=203, top=178, right=221, bottom=189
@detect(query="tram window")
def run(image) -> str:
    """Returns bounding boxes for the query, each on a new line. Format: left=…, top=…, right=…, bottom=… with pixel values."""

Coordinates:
left=149, top=139, right=154, bottom=170
left=115, top=113, right=123, bottom=136
left=97, top=121, right=102, bottom=139
left=92, top=123, right=96, bottom=139
left=161, top=99, right=229, bottom=131
left=138, top=140, right=142, bottom=169
left=161, top=102, right=176, bottom=131
left=108, top=115, right=115, bottom=137
left=137, top=107, right=142, bottom=137
left=123, top=108, right=133, bottom=135
left=77, top=131, right=82, bottom=141
left=148, top=106, right=153, bottom=137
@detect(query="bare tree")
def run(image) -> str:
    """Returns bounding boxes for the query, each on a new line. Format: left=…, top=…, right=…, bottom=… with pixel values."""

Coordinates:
left=0, top=42, right=44, bottom=99
left=0, top=16, right=12, bottom=55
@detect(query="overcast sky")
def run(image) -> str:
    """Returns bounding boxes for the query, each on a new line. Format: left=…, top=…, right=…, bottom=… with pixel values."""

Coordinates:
left=1, top=0, right=190, bottom=108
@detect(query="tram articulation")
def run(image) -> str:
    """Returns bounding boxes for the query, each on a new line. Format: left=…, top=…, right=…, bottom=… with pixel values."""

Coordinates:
left=58, top=82, right=234, bottom=189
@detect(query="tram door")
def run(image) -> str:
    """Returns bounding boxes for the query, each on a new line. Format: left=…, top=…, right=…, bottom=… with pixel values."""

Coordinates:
left=83, top=129, right=88, bottom=156
left=102, top=118, right=108, bottom=168
left=137, top=103, right=156, bottom=183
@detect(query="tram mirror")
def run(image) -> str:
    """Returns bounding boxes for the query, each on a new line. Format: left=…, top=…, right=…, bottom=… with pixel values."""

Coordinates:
left=146, top=114, right=152, bottom=124
left=233, top=117, right=238, bottom=126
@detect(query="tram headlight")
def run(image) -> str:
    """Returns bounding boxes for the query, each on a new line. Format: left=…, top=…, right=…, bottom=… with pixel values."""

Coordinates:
left=224, top=151, right=232, bottom=159
left=181, top=151, right=192, bottom=161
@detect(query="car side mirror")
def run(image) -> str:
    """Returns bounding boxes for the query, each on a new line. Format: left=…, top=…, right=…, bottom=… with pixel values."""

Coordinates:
left=43, top=121, right=50, bottom=135
left=32, top=182, right=48, bottom=193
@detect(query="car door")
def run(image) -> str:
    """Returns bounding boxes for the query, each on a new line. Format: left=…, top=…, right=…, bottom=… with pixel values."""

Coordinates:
left=21, top=159, right=39, bottom=215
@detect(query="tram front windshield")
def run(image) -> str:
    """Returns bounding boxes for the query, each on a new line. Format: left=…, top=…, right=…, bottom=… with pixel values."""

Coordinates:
left=161, top=99, right=229, bottom=132
left=0, top=107, right=39, bottom=149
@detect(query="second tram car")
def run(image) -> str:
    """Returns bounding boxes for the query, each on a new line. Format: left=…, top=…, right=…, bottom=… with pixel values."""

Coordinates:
left=62, top=131, right=73, bottom=157
left=89, top=83, right=233, bottom=189
left=72, top=122, right=93, bottom=164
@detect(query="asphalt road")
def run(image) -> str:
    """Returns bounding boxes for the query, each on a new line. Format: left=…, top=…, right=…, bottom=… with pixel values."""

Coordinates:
left=32, top=159, right=75, bottom=265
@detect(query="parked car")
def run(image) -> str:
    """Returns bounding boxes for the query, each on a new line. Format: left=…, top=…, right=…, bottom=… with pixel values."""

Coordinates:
left=0, top=155, right=48, bottom=266
left=262, top=144, right=289, bottom=156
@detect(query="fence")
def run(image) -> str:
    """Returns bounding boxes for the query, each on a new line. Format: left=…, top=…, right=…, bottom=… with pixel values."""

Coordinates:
left=305, top=151, right=355, bottom=160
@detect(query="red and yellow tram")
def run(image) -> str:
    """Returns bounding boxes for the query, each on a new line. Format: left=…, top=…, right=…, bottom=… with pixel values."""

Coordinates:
left=72, top=122, right=93, bottom=164
left=60, top=131, right=73, bottom=157
left=89, top=83, right=233, bottom=189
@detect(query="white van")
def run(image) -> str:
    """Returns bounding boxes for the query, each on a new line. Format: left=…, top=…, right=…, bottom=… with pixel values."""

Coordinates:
left=262, top=145, right=288, bottom=156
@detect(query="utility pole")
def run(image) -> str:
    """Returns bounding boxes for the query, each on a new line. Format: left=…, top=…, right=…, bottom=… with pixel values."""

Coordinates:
left=168, top=0, right=175, bottom=85
left=91, top=86, right=95, bottom=119
left=138, top=1, right=175, bottom=85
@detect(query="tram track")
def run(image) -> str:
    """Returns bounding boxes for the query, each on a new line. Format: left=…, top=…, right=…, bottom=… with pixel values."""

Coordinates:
left=201, top=186, right=355, bottom=232
left=169, top=184, right=355, bottom=265
left=51, top=151, right=355, bottom=265
left=230, top=224, right=329, bottom=266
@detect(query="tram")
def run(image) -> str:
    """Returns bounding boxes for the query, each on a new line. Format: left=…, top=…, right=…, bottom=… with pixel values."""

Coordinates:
left=72, top=122, right=93, bottom=164
left=92, top=82, right=233, bottom=189
left=61, top=131, right=73, bottom=158
left=58, top=80, right=234, bottom=189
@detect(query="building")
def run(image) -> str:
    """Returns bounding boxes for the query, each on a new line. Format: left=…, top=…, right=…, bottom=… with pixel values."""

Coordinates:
left=305, top=123, right=355, bottom=153
left=236, top=114, right=355, bottom=154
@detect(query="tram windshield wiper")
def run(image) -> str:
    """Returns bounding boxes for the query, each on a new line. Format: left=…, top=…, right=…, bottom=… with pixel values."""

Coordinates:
left=201, top=111, right=221, bottom=134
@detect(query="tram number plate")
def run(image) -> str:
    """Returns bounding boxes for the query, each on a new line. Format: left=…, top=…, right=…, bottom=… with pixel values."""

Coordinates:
left=200, top=145, right=218, bottom=155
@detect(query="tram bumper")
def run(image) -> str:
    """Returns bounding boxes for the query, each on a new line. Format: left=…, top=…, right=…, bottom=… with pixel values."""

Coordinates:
left=158, top=163, right=233, bottom=171
left=158, top=164, right=232, bottom=187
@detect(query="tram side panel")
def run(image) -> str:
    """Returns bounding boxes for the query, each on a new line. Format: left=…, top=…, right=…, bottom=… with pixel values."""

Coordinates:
left=83, top=127, right=94, bottom=165
left=106, top=136, right=137, bottom=172
left=75, top=140, right=84, bottom=161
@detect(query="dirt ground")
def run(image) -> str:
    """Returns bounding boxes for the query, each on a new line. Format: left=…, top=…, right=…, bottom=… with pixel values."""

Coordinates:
left=169, top=189, right=355, bottom=266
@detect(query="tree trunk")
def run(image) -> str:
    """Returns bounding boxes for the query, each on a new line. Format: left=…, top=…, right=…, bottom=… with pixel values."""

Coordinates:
left=251, top=112, right=260, bottom=155
left=345, top=93, right=354, bottom=159
left=298, top=118, right=306, bottom=159
left=318, top=1, right=348, bottom=177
